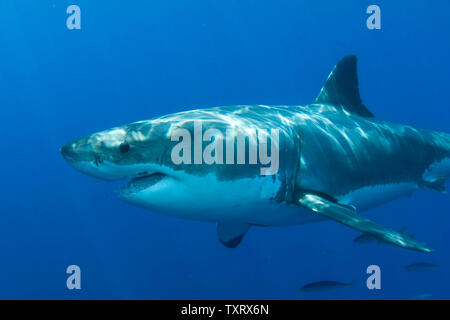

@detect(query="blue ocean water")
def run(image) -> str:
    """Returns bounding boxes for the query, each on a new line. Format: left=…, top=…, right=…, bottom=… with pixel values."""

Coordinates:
left=1, top=0, right=449, bottom=299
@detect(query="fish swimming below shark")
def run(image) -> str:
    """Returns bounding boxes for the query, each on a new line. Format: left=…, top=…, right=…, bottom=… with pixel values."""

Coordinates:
left=405, top=262, right=439, bottom=272
left=300, top=280, right=355, bottom=292
left=61, top=55, right=450, bottom=253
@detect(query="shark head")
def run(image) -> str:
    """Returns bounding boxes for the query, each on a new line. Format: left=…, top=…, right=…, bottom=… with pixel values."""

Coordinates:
left=61, top=109, right=287, bottom=220
left=61, top=118, right=195, bottom=213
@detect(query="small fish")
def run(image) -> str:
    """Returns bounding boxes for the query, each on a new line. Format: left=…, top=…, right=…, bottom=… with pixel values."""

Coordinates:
left=354, top=226, right=410, bottom=244
left=405, top=262, right=439, bottom=272
left=300, top=280, right=355, bottom=292
left=411, top=293, right=433, bottom=300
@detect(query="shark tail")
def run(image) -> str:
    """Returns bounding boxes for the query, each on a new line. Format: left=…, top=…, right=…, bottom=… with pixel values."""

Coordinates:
left=419, top=130, right=450, bottom=194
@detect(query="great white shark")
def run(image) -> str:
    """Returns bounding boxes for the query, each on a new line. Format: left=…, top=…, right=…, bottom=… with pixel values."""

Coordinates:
left=61, top=56, right=450, bottom=252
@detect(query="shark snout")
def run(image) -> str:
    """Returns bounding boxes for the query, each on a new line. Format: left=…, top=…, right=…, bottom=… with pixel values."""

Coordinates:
left=60, top=138, right=115, bottom=180
left=60, top=142, right=78, bottom=162
left=60, top=137, right=99, bottom=165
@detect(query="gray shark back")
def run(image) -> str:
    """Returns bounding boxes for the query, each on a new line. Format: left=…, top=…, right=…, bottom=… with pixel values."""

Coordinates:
left=286, top=55, right=450, bottom=202
left=295, top=105, right=450, bottom=199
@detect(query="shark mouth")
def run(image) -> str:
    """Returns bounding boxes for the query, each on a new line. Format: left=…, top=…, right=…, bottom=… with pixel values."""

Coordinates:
left=118, top=172, right=170, bottom=196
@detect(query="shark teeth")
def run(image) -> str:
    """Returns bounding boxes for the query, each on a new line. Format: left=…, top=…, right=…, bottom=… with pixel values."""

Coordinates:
left=118, top=173, right=167, bottom=196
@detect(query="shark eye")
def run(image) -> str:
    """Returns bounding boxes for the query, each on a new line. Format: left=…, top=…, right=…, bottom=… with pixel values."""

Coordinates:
left=119, top=142, right=130, bottom=153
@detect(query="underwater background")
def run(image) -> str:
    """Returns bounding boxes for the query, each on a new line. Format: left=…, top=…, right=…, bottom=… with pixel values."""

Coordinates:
left=1, top=0, right=449, bottom=299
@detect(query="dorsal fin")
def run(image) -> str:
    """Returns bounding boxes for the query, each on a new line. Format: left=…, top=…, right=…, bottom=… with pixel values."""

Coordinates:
left=314, top=55, right=374, bottom=118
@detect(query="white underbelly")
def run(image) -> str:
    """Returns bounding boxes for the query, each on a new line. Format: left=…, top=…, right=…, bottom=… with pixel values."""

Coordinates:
left=135, top=173, right=426, bottom=225
left=142, top=173, right=322, bottom=226
left=237, top=201, right=325, bottom=226
left=336, top=182, right=419, bottom=211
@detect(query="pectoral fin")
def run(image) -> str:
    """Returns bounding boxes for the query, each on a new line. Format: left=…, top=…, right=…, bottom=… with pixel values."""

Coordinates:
left=217, top=223, right=250, bottom=248
left=297, top=193, right=433, bottom=253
